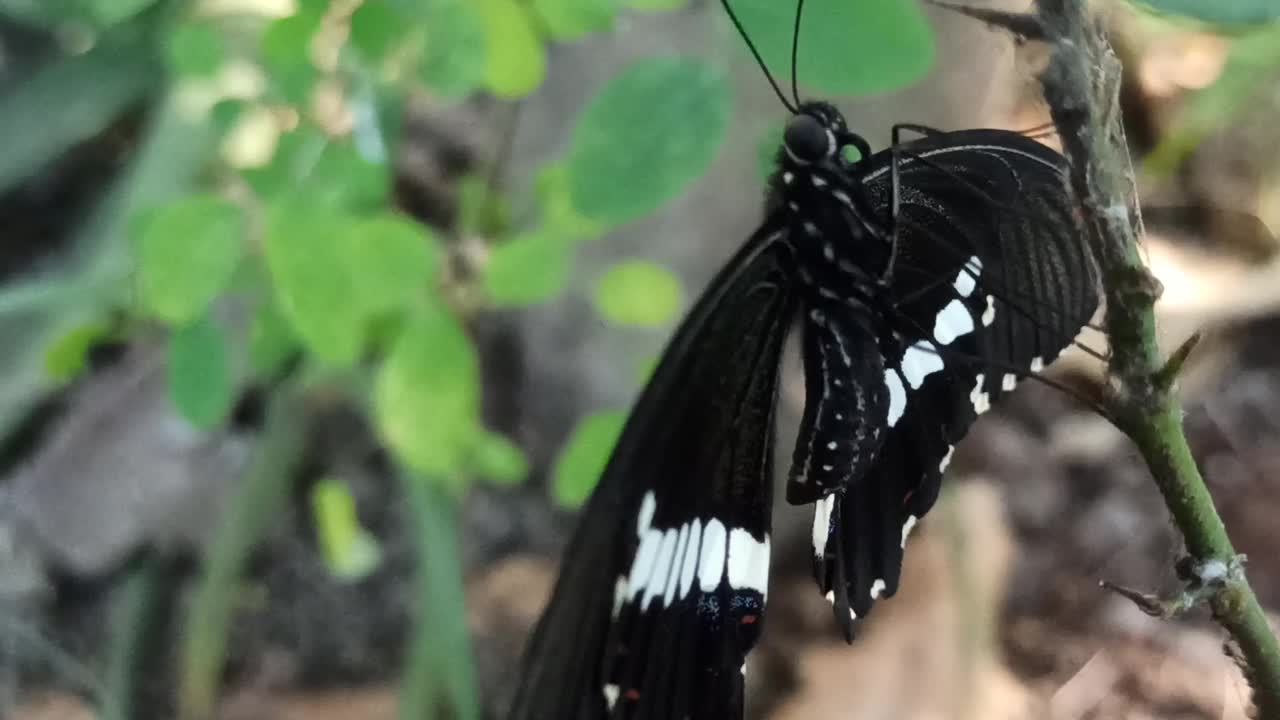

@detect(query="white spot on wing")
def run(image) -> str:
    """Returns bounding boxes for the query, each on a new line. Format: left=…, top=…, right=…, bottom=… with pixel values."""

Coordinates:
left=678, top=518, right=701, bottom=599
left=783, top=171, right=794, bottom=184
left=982, top=295, right=996, bottom=326
left=933, top=298, right=975, bottom=345
left=1001, top=373, right=1017, bottom=391
left=901, top=341, right=944, bottom=389
left=939, top=445, right=955, bottom=473
left=954, top=256, right=981, bottom=297
left=664, top=523, right=691, bottom=607
left=970, top=374, right=991, bottom=414
left=642, top=528, right=678, bottom=608
left=901, top=515, right=918, bottom=548
left=813, top=175, right=828, bottom=188
left=812, top=495, right=837, bottom=559
left=727, top=529, right=770, bottom=597
left=636, top=491, right=656, bottom=539
left=697, top=519, right=727, bottom=591
left=628, top=528, right=661, bottom=599
left=826, top=441, right=837, bottom=450
left=1030, top=356, right=1044, bottom=372
left=885, top=370, right=907, bottom=426
left=604, top=684, right=620, bottom=710
left=870, top=578, right=886, bottom=599
left=612, top=575, right=628, bottom=617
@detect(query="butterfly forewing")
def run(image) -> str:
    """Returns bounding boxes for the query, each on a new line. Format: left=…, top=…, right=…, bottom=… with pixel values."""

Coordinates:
left=510, top=228, right=796, bottom=719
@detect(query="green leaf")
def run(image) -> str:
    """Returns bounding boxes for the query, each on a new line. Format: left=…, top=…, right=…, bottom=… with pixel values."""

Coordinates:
left=536, top=163, right=604, bottom=239
left=484, top=232, right=574, bottom=306
left=626, top=0, right=686, bottom=9
left=349, top=0, right=405, bottom=61
left=375, top=304, right=481, bottom=485
left=260, top=7, right=323, bottom=105
left=553, top=410, right=625, bottom=507
left=1131, top=0, right=1280, bottom=25
left=85, top=0, right=156, bottom=26
left=44, top=320, right=112, bottom=382
left=567, top=57, right=729, bottom=225
left=731, top=0, right=934, bottom=95
left=245, top=128, right=388, bottom=210
left=0, top=34, right=158, bottom=195
left=248, top=295, right=299, bottom=375
left=166, top=21, right=226, bottom=78
left=478, top=0, right=546, bottom=98
left=311, top=478, right=383, bottom=581
left=594, top=260, right=683, bottom=327
left=168, top=314, right=233, bottom=429
left=533, top=0, right=618, bottom=39
left=263, top=202, right=365, bottom=365
left=469, top=430, right=528, bottom=485
left=345, top=213, right=438, bottom=316
left=420, top=0, right=487, bottom=97
left=133, top=195, right=244, bottom=325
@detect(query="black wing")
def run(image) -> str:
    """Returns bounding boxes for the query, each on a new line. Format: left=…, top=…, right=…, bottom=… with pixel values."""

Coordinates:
left=812, top=130, right=1099, bottom=632
left=509, top=225, right=797, bottom=719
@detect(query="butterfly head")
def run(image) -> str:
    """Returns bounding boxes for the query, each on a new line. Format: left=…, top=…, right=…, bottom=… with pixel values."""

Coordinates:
left=784, top=102, right=866, bottom=169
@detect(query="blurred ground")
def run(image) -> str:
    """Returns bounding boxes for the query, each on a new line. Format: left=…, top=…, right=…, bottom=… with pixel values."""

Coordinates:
left=4, top=2, right=1280, bottom=719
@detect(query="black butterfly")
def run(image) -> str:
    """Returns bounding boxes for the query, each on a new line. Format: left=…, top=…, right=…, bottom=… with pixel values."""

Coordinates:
left=509, top=5, right=1099, bottom=719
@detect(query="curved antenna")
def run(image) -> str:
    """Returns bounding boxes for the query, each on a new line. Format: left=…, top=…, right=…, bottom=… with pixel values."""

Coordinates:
left=720, top=0, right=798, bottom=114
left=790, top=0, right=806, bottom=108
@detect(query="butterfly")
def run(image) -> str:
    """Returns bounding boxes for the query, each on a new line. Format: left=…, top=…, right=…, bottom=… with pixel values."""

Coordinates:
left=508, top=3, right=1100, bottom=718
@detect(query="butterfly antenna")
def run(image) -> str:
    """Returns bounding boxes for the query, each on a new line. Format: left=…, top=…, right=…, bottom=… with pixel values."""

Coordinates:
left=720, top=0, right=798, bottom=114
left=790, top=0, right=806, bottom=108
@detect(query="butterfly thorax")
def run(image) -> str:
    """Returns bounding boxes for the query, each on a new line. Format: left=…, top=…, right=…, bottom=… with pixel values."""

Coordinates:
left=767, top=103, right=892, bottom=314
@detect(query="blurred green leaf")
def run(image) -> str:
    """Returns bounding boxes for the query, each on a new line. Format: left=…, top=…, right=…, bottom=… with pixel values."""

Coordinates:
left=536, top=163, right=604, bottom=239
left=534, top=0, right=618, bottom=39
left=85, top=0, right=156, bottom=26
left=346, top=213, right=438, bottom=316
left=469, top=430, right=528, bottom=485
left=133, top=195, right=244, bottom=325
left=168, top=313, right=233, bottom=429
left=260, top=7, right=323, bottom=105
left=1131, top=0, right=1280, bottom=24
left=0, top=34, right=158, bottom=194
left=246, top=128, right=388, bottom=210
left=595, top=260, right=683, bottom=327
left=626, top=0, right=686, bottom=9
left=166, top=21, right=226, bottom=78
left=349, top=0, right=405, bottom=62
left=420, top=0, right=487, bottom=97
left=263, top=202, right=365, bottom=365
left=634, top=354, right=659, bottom=384
left=1147, top=25, right=1280, bottom=174
left=375, top=304, right=480, bottom=485
left=732, top=0, right=934, bottom=95
left=478, top=0, right=546, bottom=98
left=43, top=320, right=112, bottom=382
left=484, top=232, right=574, bottom=306
left=553, top=410, right=625, bottom=507
left=248, top=294, right=299, bottom=375
left=567, top=57, right=729, bottom=224
left=242, top=124, right=329, bottom=198
left=311, top=478, right=383, bottom=581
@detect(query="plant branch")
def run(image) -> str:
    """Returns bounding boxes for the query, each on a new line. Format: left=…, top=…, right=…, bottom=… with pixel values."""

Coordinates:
left=933, top=0, right=1280, bottom=714
left=1031, top=0, right=1280, bottom=715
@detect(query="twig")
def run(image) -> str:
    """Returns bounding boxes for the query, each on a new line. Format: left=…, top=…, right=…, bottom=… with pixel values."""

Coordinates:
left=932, top=1, right=1280, bottom=715
left=1030, top=0, right=1280, bottom=715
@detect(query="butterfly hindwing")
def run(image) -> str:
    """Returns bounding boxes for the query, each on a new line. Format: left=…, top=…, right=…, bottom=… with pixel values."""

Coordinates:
left=510, top=227, right=797, bottom=720
left=809, top=131, right=1098, bottom=627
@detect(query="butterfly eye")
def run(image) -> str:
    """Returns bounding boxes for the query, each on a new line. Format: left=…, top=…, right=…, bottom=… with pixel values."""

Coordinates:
left=784, top=113, right=832, bottom=164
